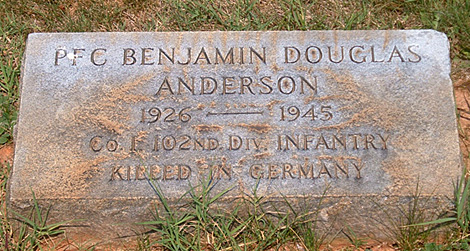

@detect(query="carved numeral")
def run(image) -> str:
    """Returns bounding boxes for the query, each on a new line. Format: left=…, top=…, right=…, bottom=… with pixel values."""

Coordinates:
left=141, top=107, right=191, bottom=123
left=280, top=105, right=333, bottom=122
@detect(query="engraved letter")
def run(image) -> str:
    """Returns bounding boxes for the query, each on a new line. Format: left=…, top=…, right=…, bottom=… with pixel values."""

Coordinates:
left=315, top=134, right=331, bottom=149
left=327, top=46, right=344, bottom=63
left=300, top=76, right=317, bottom=94
left=177, top=77, right=195, bottom=95
left=407, top=45, right=421, bottom=63
left=55, top=49, right=67, bottom=65
left=285, top=134, right=300, bottom=150
left=72, top=48, right=85, bottom=66
left=215, top=48, right=234, bottom=64
left=259, top=76, right=274, bottom=94
left=332, top=135, right=346, bottom=150
left=163, top=166, right=174, bottom=180
left=194, top=47, right=211, bottom=64
left=282, top=163, right=295, bottom=179
left=141, top=48, right=155, bottom=65
left=388, top=46, right=405, bottom=62
left=349, top=46, right=366, bottom=63
left=179, top=165, right=191, bottom=180
left=268, top=164, right=280, bottom=179
left=364, top=134, right=378, bottom=149
left=111, top=166, right=124, bottom=181
left=208, top=138, right=219, bottom=150
left=306, top=46, right=322, bottom=64
left=284, top=46, right=300, bottom=63
left=158, top=48, right=175, bottom=65
left=348, top=134, right=361, bottom=150
left=135, top=166, right=146, bottom=180
left=378, top=134, right=390, bottom=150
left=229, top=135, right=242, bottom=150
left=91, top=48, right=107, bottom=66
left=250, top=164, right=264, bottom=179
left=349, top=159, right=364, bottom=179
left=334, top=159, right=349, bottom=178
left=200, top=77, right=217, bottom=95
left=249, top=47, right=266, bottom=64
left=106, top=140, right=118, bottom=152
left=318, top=160, right=333, bottom=178
left=240, top=76, right=255, bottom=95
left=90, top=136, right=103, bottom=152
left=177, top=48, right=191, bottom=65
left=222, top=77, right=236, bottom=95
left=299, top=163, right=314, bottom=179
left=371, top=46, right=384, bottom=62
left=156, top=77, right=175, bottom=95
left=278, top=76, right=295, bottom=94
left=123, top=48, right=137, bottom=65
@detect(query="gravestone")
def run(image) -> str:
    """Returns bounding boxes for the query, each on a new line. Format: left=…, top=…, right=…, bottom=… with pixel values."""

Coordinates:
left=9, top=30, right=461, bottom=243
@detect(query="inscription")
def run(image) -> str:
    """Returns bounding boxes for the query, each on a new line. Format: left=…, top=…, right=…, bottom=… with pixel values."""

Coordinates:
left=154, top=75, right=317, bottom=96
left=53, top=44, right=422, bottom=66
left=62, top=32, right=433, bottom=187
left=137, top=104, right=338, bottom=125
left=111, top=165, right=191, bottom=181
left=249, top=157, right=363, bottom=179
left=277, top=133, right=389, bottom=151
left=152, top=135, right=220, bottom=151
left=108, top=157, right=363, bottom=182
left=280, top=105, right=333, bottom=122
left=91, top=133, right=389, bottom=153
left=141, top=107, right=192, bottom=123
left=284, top=45, right=422, bottom=64
left=122, top=47, right=266, bottom=65
left=90, top=136, right=118, bottom=152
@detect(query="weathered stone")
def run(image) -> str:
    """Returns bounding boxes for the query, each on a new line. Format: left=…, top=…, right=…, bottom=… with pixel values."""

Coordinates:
left=9, top=30, right=461, bottom=243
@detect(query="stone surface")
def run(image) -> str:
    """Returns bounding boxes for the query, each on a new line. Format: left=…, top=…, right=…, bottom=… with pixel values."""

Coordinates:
left=9, top=30, right=461, bottom=242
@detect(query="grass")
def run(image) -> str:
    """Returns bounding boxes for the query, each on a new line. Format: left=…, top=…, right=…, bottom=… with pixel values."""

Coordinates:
left=409, top=170, right=470, bottom=250
left=373, top=182, right=436, bottom=250
left=1, top=0, right=470, bottom=250
left=0, top=173, right=68, bottom=250
left=8, top=191, right=69, bottom=250
left=138, top=174, right=326, bottom=250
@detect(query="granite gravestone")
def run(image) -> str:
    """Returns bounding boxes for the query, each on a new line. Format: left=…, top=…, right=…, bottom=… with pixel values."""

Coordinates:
left=9, top=30, right=461, bottom=242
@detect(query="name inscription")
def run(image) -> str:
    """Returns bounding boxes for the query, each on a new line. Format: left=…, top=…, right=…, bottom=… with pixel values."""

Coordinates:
left=54, top=44, right=422, bottom=67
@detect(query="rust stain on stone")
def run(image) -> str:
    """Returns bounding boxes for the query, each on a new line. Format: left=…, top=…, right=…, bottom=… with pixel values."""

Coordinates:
left=266, top=100, right=282, bottom=110
left=197, top=103, right=206, bottom=110
left=253, top=152, right=271, bottom=159
left=195, top=158, right=206, bottom=165
left=193, top=124, right=223, bottom=132
left=237, top=123, right=272, bottom=134
left=72, top=74, right=154, bottom=134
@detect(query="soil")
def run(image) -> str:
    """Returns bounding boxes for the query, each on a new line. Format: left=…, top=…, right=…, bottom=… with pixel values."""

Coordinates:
left=453, top=64, right=470, bottom=169
left=0, top=142, right=13, bottom=167
left=2, top=63, right=470, bottom=250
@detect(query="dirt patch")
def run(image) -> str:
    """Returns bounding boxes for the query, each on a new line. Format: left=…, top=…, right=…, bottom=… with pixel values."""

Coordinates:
left=0, top=143, right=14, bottom=166
left=453, top=65, right=470, bottom=170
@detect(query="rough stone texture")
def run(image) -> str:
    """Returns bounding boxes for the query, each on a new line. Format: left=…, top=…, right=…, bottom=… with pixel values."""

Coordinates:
left=9, top=30, right=461, bottom=243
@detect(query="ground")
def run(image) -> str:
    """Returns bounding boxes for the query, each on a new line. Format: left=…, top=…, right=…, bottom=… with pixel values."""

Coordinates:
left=454, top=62, right=470, bottom=169
left=0, top=142, right=13, bottom=166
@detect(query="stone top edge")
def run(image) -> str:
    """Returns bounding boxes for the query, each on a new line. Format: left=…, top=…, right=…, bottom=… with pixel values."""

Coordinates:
left=25, top=29, right=446, bottom=37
